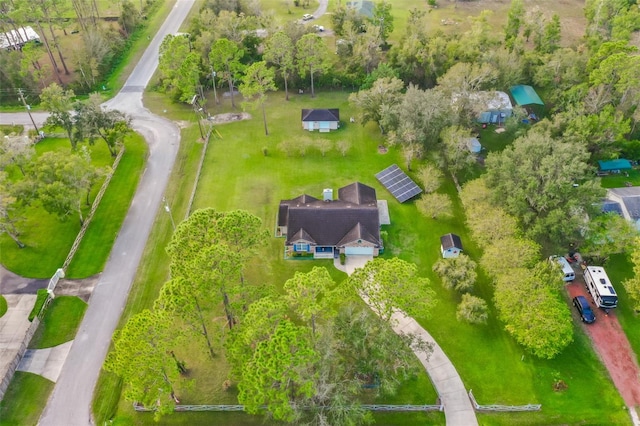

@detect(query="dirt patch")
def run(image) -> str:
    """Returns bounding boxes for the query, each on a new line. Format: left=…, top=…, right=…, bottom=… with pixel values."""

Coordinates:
left=378, top=145, right=388, bottom=154
left=566, top=282, right=640, bottom=407
left=208, top=112, right=251, bottom=125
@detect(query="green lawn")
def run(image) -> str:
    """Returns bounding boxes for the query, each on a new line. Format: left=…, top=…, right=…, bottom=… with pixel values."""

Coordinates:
left=0, top=134, right=146, bottom=279
left=28, top=296, right=87, bottom=349
left=599, top=168, right=640, bottom=189
left=0, top=372, right=55, bottom=426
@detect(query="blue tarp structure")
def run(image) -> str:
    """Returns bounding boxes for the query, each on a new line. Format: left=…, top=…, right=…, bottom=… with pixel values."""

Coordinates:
left=510, top=85, right=544, bottom=106
left=467, top=138, right=482, bottom=153
left=598, top=159, right=632, bottom=171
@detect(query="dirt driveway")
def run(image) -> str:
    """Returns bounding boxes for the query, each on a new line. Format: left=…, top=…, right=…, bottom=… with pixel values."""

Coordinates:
left=566, top=282, right=640, bottom=409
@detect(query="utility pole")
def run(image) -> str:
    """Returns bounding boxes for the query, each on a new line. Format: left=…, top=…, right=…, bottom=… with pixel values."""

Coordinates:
left=190, top=94, right=205, bottom=139
left=210, top=67, right=219, bottom=105
left=18, top=88, right=39, bottom=133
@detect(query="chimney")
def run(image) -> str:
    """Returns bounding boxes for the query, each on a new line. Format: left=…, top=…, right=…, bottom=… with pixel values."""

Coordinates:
left=323, top=188, right=333, bottom=201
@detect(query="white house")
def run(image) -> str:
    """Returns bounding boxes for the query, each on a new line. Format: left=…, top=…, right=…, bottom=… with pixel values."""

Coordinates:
left=440, top=233, right=463, bottom=258
left=301, top=109, right=340, bottom=132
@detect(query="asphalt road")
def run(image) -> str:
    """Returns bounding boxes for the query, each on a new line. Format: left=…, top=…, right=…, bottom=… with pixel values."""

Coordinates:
left=2, top=1, right=195, bottom=424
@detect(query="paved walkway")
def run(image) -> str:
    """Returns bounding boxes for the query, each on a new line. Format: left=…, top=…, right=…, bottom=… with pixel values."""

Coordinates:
left=17, top=341, right=73, bottom=382
left=0, top=294, right=37, bottom=398
left=335, top=256, right=478, bottom=426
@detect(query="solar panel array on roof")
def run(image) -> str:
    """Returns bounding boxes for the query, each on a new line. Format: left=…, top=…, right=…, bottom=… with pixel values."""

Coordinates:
left=375, top=164, right=422, bottom=203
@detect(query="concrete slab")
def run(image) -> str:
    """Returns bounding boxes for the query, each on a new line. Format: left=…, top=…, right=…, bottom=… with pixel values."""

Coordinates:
left=0, top=294, right=37, bottom=397
left=18, top=341, right=73, bottom=382
left=377, top=200, right=391, bottom=225
left=0, top=295, right=36, bottom=350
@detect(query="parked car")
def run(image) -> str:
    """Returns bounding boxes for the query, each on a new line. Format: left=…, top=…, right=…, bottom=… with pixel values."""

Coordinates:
left=573, top=295, right=596, bottom=324
left=302, top=14, right=314, bottom=21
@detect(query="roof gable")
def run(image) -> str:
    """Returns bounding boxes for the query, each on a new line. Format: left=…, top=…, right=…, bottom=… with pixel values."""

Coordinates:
left=440, top=233, right=463, bottom=250
left=336, top=223, right=380, bottom=246
left=301, top=109, right=340, bottom=122
left=338, top=182, right=377, bottom=205
left=290, top=228, right=316, bottom=244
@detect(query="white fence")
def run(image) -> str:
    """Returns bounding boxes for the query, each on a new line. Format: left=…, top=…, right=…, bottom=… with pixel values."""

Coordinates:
left=468, top=389, right=541, bottom=412
left=62, top=147, right=125, bottom=271
left=134, top=403, right=443, bottom=413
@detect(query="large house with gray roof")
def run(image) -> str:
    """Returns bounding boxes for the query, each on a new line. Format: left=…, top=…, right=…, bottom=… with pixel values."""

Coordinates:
left=277, top=182, right=382, bottom=258
left=604, top=186, right=640, bottom=230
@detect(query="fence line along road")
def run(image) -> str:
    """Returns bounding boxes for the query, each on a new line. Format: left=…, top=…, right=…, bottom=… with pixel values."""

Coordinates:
left=468, top=390, right=541, bottom=412
left=133, top=403, right=444, bottom=413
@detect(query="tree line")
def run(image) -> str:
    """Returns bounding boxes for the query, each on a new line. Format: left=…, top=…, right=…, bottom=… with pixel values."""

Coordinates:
left=0, top=0, right=156, bottom=103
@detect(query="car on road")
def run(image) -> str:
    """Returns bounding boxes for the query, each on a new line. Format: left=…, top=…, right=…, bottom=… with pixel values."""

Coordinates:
left=573, top=295, right=596, bottom=324
left=302, top=13, right=314, bottom=21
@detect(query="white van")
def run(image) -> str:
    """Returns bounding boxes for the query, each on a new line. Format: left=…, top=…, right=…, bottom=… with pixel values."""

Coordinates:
left=550, top=256, right=575, bottom=282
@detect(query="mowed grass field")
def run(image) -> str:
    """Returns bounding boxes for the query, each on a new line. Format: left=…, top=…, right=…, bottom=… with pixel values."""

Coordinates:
left=94, top=89, right=629, bottom=425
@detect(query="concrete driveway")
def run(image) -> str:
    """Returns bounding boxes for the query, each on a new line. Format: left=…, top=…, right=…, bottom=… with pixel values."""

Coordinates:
left=335, top=255, right=479, bottom=426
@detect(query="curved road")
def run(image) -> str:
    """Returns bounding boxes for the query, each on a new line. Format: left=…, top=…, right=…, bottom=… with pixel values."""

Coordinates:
left=2, top=1, right=194, bottom=424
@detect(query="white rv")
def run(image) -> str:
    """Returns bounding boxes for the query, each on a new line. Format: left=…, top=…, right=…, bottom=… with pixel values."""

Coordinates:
left=583, top=266, right=618, bottom=309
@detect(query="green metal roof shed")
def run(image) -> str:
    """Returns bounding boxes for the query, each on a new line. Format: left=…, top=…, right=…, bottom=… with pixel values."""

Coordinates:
left=509, top=85, right=544, bottom=106
left=598, top=159, right=632, bottom=171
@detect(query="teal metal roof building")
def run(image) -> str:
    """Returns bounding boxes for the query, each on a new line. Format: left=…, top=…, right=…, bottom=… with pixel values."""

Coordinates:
left=598, top=159, right=632, bottom=172
left=509, top=85, right=544, bottom=106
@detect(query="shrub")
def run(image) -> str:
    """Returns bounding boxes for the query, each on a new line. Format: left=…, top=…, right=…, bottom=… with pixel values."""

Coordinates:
left=456, top=294, right=488, bottom=324
left=432, top=254, right=477, bottom=293
left=340, top=253, right=346, bottom=265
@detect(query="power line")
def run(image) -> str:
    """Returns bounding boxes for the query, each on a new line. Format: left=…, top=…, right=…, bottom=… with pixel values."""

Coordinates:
left=17, top=87, right=39, bottom=133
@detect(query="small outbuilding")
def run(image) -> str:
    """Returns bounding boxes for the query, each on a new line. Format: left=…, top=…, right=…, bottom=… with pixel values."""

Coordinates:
left=440, top=233, right=463, bottom=258
left=598, top=159, right=632, bottom=174
left=509, top=85, right=544, bottom=107
left=301, top=109, right=340, bottom=132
